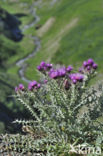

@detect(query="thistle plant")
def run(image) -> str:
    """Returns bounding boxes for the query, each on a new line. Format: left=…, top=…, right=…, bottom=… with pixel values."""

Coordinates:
left=0, top=59, right=103, bottom=156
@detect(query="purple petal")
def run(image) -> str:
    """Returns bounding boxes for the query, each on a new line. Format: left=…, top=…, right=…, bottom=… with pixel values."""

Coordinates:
left=32, top=81, right=37, bottom=86
left=72, top=79, right=77, bottom=84
left=83, top=61, right=88, bottom=67
left=92, top=63, right=98, bottom=69
left=87, top=58, right=94, bottom=65
left=46, top=63, right=53, bottom=68
left=37, top=65, right=42, bottom=71
left=49, top=71, right=59, bottom=79
left=37, top=83, right=41, bottom=88
left=87, top=66, right=91, bottom=71
left=67, top=65, right=73, bottom=72
left=15, top=87, right=19, bottom=92
left=58, top=67, right=66, bottom=77
left=40, top=61, right=46, bottom=67
left=19, top=84, right=24, bottom=90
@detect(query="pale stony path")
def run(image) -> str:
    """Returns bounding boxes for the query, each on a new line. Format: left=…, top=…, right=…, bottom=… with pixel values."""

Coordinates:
left=37, top=17, right=55, bottom=37
left=45, top=17, right=79, bottom=62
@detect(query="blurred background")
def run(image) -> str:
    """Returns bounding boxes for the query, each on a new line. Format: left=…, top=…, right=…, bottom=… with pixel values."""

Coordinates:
left=0, top=0, right=103, bottom=133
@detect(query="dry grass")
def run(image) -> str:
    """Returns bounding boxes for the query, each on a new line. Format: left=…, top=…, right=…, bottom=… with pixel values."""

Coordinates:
left=37, top=17, right=55, bottom=37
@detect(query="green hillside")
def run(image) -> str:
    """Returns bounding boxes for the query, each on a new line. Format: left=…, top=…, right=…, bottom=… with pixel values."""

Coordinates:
left=1, top=0, right=103, bottom=80
left=25, top=0, right=103, bottom=81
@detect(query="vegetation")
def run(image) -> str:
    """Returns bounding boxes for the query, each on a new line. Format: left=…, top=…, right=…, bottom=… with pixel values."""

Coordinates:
left=25, top=0, right=103, bottom=82
left=1, top=59, right=103, bottom=155
left=0, top=0, right=103, bottom=155
left=0, top=1, right=35, bottom=132
left=0, top=0, right=103, bottom=136
left=1, top=0, right=103, bottom=81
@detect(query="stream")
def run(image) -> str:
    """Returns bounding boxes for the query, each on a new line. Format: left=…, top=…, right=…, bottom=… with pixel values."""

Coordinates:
left=16, top=2, right=41, bottom=83
left=16, top=0, right=58, bottom=83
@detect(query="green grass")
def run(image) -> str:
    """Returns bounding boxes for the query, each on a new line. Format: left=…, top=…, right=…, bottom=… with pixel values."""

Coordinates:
left=1, top=0, right=103, bottom=81
left=24, top=0, right=103, bottom=82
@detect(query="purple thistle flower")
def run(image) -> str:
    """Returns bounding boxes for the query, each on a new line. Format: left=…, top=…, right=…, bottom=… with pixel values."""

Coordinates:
left=92, top=63, right=98, bottom=69
left=37, top=83, right=41, bottom=88
left=32, top=81, right=37, bottom=86
left=15, top=87, right=19, bottom=92
left=72, top=79, right=77, bottom=84
left=83, top=61, right=88, bottom=67
left=46, top=63, right=53, bottom=68
left=37, top=61, right=53, bottom=72
left=19, top=84, right=24, bottom=90
left=69, top=73, right=84, bottom=82
left=49, top=70, right=59, bottom=79
left=48, top=68, right=55, bottom=76
left=87, top=66, right=91, bottom=71
left=69, top=74, right=75, bottom=80
left=87, top=58, right=94, bottom=65
left=37, top=65, right=42, bottom=71
left=28, top=81, right=37, bottom=91
left=67, top=65, right=73, bottom=72
left=40, top=61, right=46, bottom=67
left=58, top=67, right=66, bottom=77
left=34, top=83, right=41, bottom=89
left=50, top=68, right=55, bottom=72
left=76, top=73, right=84, bottom=82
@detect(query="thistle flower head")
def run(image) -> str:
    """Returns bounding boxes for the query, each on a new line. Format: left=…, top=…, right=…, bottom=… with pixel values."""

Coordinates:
left=49, top=70, right=59, bottom=79
left=83, top=61, right=88, bottom=67
left=28, top=81, right=40, bottom=91
left=87, top=66, right=91, bottom=71
left=19, top=84, right=24, bottom=90
left=32, top=81, right=37, bottom=86
left=76, top=73, right=84, bottom=81
left=58, top=67, right=66, bottom=77
left=92, top=63, right=98, bottom=69
left=66, top=65, right=73, bottom=72
left=46, top=63, right=53, bottom=68
left=73, top=79, right=77, bottom=84
left=37, top=61, right=53, bottom=72
left=82, top=59, right=98, bottom=73
left=15, top=87, right=19, bottom=92
left=15, top=84, right=24, bottom=92
left=87, top=58, right=94, bottom=65
left=37, top=65, right=42, bottom=71
left=69, top=73, right=84, bottom=83
left=37, top=83, right=41, bottom=88
left=40, top=61, right=46, bottom=67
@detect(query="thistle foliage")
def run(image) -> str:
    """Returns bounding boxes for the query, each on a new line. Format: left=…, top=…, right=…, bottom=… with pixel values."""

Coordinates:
left=0, top=60, right=103, bottom=156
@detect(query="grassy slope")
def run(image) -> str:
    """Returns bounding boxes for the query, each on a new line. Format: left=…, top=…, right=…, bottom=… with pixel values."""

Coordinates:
left=24, top=0, right=103, bottom=82
left=1, top=0, right=103, bottom=81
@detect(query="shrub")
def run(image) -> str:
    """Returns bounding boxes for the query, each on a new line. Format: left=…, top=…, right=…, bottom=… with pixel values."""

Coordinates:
left=0, top=59, right=103, bottom=156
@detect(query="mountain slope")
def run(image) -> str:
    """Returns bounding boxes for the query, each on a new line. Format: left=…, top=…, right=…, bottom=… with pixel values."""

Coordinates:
left=24, top=0, right=103, bottom=82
